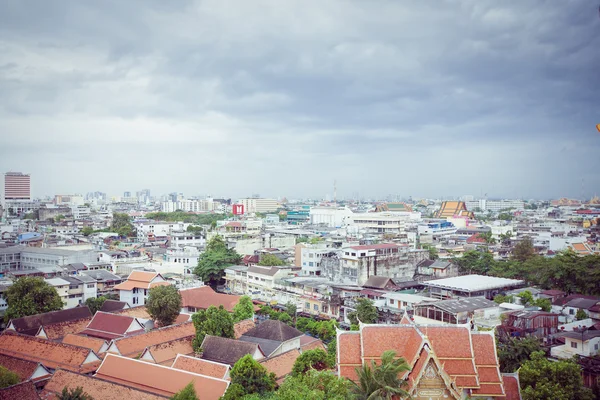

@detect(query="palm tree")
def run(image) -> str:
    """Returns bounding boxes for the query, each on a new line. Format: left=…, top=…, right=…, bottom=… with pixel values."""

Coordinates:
left=351, top=350, right=411, bottom=400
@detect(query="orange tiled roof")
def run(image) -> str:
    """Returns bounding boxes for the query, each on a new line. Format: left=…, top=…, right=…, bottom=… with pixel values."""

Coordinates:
left=38, top=317, right=92, bottom=341
left=299, top=335, right=326, bottom=351
left=0, top=353, right=50, bottom=382
left=95, top=354, right=229, bottom=399
left=361, top=325, right=424, bottom=366
left=260, top=349, right=301, bottom=384
left=142, top=336, right=194, bottom=365
left=111, top=306, right=152, bottom=320
left=180, top=286, right=241, bottom=312
left=0, top=381, right=40, bottom=400
left=80, top=312, right=144, bottom=340
left=470, top=332, right=503, bottom=397
left=171, top=354, right=230, bottom=380
left=109, top=322, right=195, bottom=358
left=62, top=334, right=108, bottom=354
left=128, top=271, right=160, bottom=282
left=41, top=369, right=165, bottom=400
left=434, top=201, right=474, bottom=219
left=502, top=373, right=522, bottom=400
left=0, top=331, right=100, bottom=374
left=234, top=319, right=256, bottom=339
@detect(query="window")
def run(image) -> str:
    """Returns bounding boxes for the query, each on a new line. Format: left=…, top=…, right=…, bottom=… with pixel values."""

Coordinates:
left=188, top=307, right=197, bottom=312
left=309, top=262, right=314, bottom=267
left=305, top=302, right=310, bottom=309
left=314, top=304, right=318, bottom=311
left=571, top=341, right=578, bottom=349
left=595, top=344, right=599, bottom=350
left=351, top=253, right=356, bottom=256
left=87, top=284, right=94, bottom=288
left=389, top=299, right=395, bottom=305
left=132, top=297, right=138, bottom=305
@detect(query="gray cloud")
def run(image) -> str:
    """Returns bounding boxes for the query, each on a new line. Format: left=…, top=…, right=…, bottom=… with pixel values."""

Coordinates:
left=1, top=0, right=599, bottom=200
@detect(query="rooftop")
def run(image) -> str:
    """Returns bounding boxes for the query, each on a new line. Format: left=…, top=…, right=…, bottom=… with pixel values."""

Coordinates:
left=109, top=321, right=195, bottom=357
left=180, top=286, right=241, bottom=312
left=171, top=354, right=229, bottom=380
left=422, top=297, right=498, bottom=313
left=8, top=307, right=92, bottom=336
left=423, top=274, right=524, bottom=292
left=241, top=320, right=303, bottom=342
left=201, top=335, right=264, bottom=366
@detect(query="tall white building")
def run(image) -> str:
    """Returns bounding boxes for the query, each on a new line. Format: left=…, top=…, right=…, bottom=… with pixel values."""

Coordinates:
left=309, top=206, right=354, bottom=228
left=239, top=198, right=280, bottom=214
left=161, top=199, right=217, bottom=213
left=465, top=199, right=525, bottom=212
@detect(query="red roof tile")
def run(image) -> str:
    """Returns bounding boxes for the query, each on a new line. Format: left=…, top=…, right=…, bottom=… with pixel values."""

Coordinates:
left=260, top=350, right=300, bottom=384
left=142, top=336, right=194, bottom=365
left=338, top=332, right=362, bottom=365
left=172, top=355, right=229, bottom=380
left=361, top=326, right=423, bottom=364
left=440, top=359, right=477, bottom=376
left=420, top=326, right=473, bottom=359
left=0, top=381, right=40, bottom=400
left=80, top=312, right=144, bottom=340
left=180, top=286, right=241, bottom=312
left=299, top=335, right=326, bottom=351
left=471, top=383, right=505, bottom=396
left=0, top=353, right=50, bottom=382
left=38, top=317, right=92, bottom=341
left=339, top=365, right=359, bottom=382
left=62, top=334, right=108, bottom=355
left=234, top=319, right=256, bottom=339
left=502, top=374, right=522, bottom=400
left=477, top=366, right=502, bottom=383
left=110, top=321, right=195, bottom=358
left=407, top=347, right=430, bottom=389
left=471, top=333, right=498, bottom=366
left=454, top=375, right=479, bottom=388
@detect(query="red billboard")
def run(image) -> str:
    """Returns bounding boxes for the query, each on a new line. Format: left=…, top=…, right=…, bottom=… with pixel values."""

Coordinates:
left=232, top=204, right=245, bottom=215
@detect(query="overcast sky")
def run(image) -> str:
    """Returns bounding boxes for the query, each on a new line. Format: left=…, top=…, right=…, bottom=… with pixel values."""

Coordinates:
left=1, top=0, right=599, bottom=200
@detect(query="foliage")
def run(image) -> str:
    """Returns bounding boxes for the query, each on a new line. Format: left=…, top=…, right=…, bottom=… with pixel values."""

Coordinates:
left=146, top=211, right=226, bottom=226
left=0, top=365, right=20, bottom=389
left=23, top=210, right=39, bottom=220
left=348, top=298, right=378, bottom=325
left=519, top=351, right=593, bottom=400
left=499, top=231, right=513, bottom=243
left=186, top=225, right=203, bottom=234
left=191, top=305, right=234, bottom=352
left=233, top=295, right=255, bottom=323
left=194, top=235, right=241, bottom=288
left=146, top=285, right=182, bottom=327
left=512, top=237, right=536, bottom=262
left=258, top=253, right=287, bottom=266
left=81, top=226, right=94, bottom=236
left=170, top=382, right=198, bottom=400
left=295, top=317, right=337, bottom=341
left=498, top=212, right=513, bottom=221
left=309, top=237, right=322, bottom=244
left=350, top=350, right=410, bottom=400
left=221, top=383, right=247, bottom=400
left=4, top=277, right=64, bottom=323
left=421, top=244, right=439, bottom=260
left=110, top=212, right=134, bottom=237
left=493, top=294, right=514, bottom=304
left=292, top=349, right=332, bottom=376
left=497, top=336, right=541, bottom=373
left=270, top=370, right=351, bottom=400
left=479, top=231, right=497, bottom=245
left=516, top=290, right=551, bottom=311
left=295, top=237, right=309, bottom=244
left=327, top=339, right=337, bottom=368
left=58, top=386, right=94, bottom=400
left=84, top=296, right=107, bottom=314
left=284, top=302, right=297, bottom=318
left=575, top=309, right=588, bottom=321
left=229, top=355, right=276, bottom=397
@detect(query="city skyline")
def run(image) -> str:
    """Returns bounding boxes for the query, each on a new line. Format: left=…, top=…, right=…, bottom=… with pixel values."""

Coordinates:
left=1, top=1, right=599, bottom=199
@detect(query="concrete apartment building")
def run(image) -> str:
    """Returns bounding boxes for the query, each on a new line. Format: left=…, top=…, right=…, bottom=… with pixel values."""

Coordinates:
left=238, top=198, right=280, bottom=213
left=465, top=199, right=525, bottom=212
left=348, top=212, right=420, bottom=234
left=309, top=206, right=354, bottom=228
left=161, top=198, right=218, bottom=213
left=297, top=244, right=339, bottom=276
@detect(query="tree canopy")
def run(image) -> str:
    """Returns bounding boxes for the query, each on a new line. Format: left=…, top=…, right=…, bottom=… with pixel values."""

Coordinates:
left=350, top=350, right=410, bottom=400
left=0, top=365, right=20, bottom=389
left=519, top=351, right=593, bottom=400
left=292, top=349, right=332, bottom=376
left=110, top=212, right=134, bottom=237
left=268, top=370, right=351, bottom=400
left=348, top=298, right=378, bottom=325
left=84, top=296, right=107, bottom=314
left=497, top=336, right=541, bottom=373
left=170, top=383, right=198, bottom=400
left=258, top=253, right=287, bottom=266
left=194, top=235, right=241, bottom=288
left=228, top=355, right=276, bottom=398
left=232, top=295, right=254, bottom=323
left=145, top=212, right=226, bottom=225
left=191, top=305, right=234, bottom=352
left=4, top=277, right=64, bottom=323
left=146, top=285, right=182, bottom=327
left=57, top=386, right=94, bottom=400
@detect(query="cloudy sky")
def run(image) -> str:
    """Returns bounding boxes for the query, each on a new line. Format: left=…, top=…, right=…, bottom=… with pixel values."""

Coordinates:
left=1, top=0, right=599, bottom=200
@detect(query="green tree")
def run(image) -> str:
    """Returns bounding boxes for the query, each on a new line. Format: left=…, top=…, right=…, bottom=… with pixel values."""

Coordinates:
left=497, top=337, right=541, bottom=373
left=233, top=295, right=254, bottom=323
left=258, top=253, right=287, bottom=266
left=0, top=366, right=20, bottom=389
left=84, top=296, right=107, bottom=314
left=4, top=277, right=64, bottom=323
left=186, top=225, right=203, bottom=234
left=350, top=350, right=411, bottom=400
left=512, top=237, right=535, bottom=262
left=520, top=351, right=593, bottom=400
left=194, top=235, right=241, bottom=288
left=327, top=339, right=337, bottom=368
left=221, top=383, right=246, bottom=400
left=493, top=294, right=514, bottom=304
left=534, top=298, right=551, bottom=312
left=271, top=369, right=351, bottom=400
left=348, top=298, right=378, bottom=325
left=146, top=285, right=182, bottom=327
left=517, top=290, right=535, bottom=306
left=58, top=386, right=94, bottom=400
left=499, top=231, right=513, bottom=244
left=191, top=305, right=234, bottom=351
left=575, top=309, right=588, bottom=321
left=292, top=349, right=332, bottom=376
left=110, top=212, right=134, bottom=237
left=229, top=354, right=276, bottom=397
left=170, top=382, right=198, bottom=400
left=81, top=226, right=94, bottom=236
left=285, top=302, right=297, bottom=319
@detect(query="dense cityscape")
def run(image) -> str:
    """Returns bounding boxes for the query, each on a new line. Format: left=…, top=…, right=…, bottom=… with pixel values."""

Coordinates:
left=0, top=172, right=599, bottom=399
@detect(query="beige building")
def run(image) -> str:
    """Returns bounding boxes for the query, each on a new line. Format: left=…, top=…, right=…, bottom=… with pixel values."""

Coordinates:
left=239, top=198, right=280, bottom=214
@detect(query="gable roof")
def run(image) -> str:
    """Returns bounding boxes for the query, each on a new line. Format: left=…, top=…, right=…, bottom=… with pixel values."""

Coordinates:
left=180, top=286, right=241, bottom=312
left=99, top=300, right=129, bottom=312
left=0, top=381, right=40, bottom=400
left=241, top=320, right=302, bottom=342
left=36, top=316, right=93, bottom=341
left=171, top=354, right=229, bottom=380
left=502, top=373, right=522, bottom=400
left=247, top=266, right=281, bottom=276
left=0, top=353, right=51, bottom=382
left=41, top=369, right=165, bottom=400
left=470, top=332, right=504, bottom=397
left=201, top=335, right=264, bottom=366
left=362, top=276, right=396, bottom=289
left=108, top=321, right=195, bottom=358
left=0, top=331, right=100, bottom=373
left=234, top=319, right=256, bottom=339
left=80, top=312, right=145, bottom=340
left=141, top=336, right=194, bottom=365
left=110, top=305, right=152, bottom=320
left=259, top=349, right=301, bottom=384
left=62, top=334, right=109, bottom=354
left=95, top=354, right=229, bottom=399
left=113, top=271, right=169, bottom=291
left=299, top=335, right=326, bottom=351
left=8, top=307, right=92, bottom=336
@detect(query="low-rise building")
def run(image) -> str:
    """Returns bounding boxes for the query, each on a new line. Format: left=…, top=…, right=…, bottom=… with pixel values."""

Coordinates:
left=45, top=278, right=70, bottom=308
left=113, top=271, right=170, bottom=306
left=551, top=330, right=600, bottom=359
left=422, top=274, right=525, bottom=300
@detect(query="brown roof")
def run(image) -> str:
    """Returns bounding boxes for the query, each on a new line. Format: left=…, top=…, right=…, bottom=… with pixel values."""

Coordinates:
left=502, top=373, right=522, bottom=400
left=362, top=276, right=396, bottom=289
left=111, top=306, right=152, bottom=319
left=260, top=349, right=300, bottom=384
left=234, top=319, right=256, bottom=339
left=41, top=369, right=165, bottom=400
left=0, top=381, right=40, bottom=400
left=142, top=336, right=194, bottom=365
left=180, top=286, right=241, bottom=312
left=80, top=312, right=144, bottom=340
left=361, top=325, right=423, bottom=366
left=128, top=271, right=159, bottom=283
left=8, top=307, right=92, bottom=336
left=171, top=355, right=229, bottom=379
left=38, top=317, right=92, bottom=341
left=109, top=321, right=195, bottom=358
left=201, top=335, right=264, bottom=366
left=247, top=266, right=281, bottom=277
left=99, top=300, right=129, bottom=312
left=113, top=271, right=169, bottom=291
left=95, top=354, right=229, bottom=399
left=242, top=320, right=302, bottom=342
left=0, top=331, right=100, bottom=373
left=62, top=334, right=108, bottom=354
left=0, top=353, right=50, bottom=382
left=299, top=335, right=326, bottom=351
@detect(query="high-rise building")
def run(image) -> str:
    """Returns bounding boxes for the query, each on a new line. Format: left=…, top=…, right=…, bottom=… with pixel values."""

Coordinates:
left=4, top=172, right=31, bottom=200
